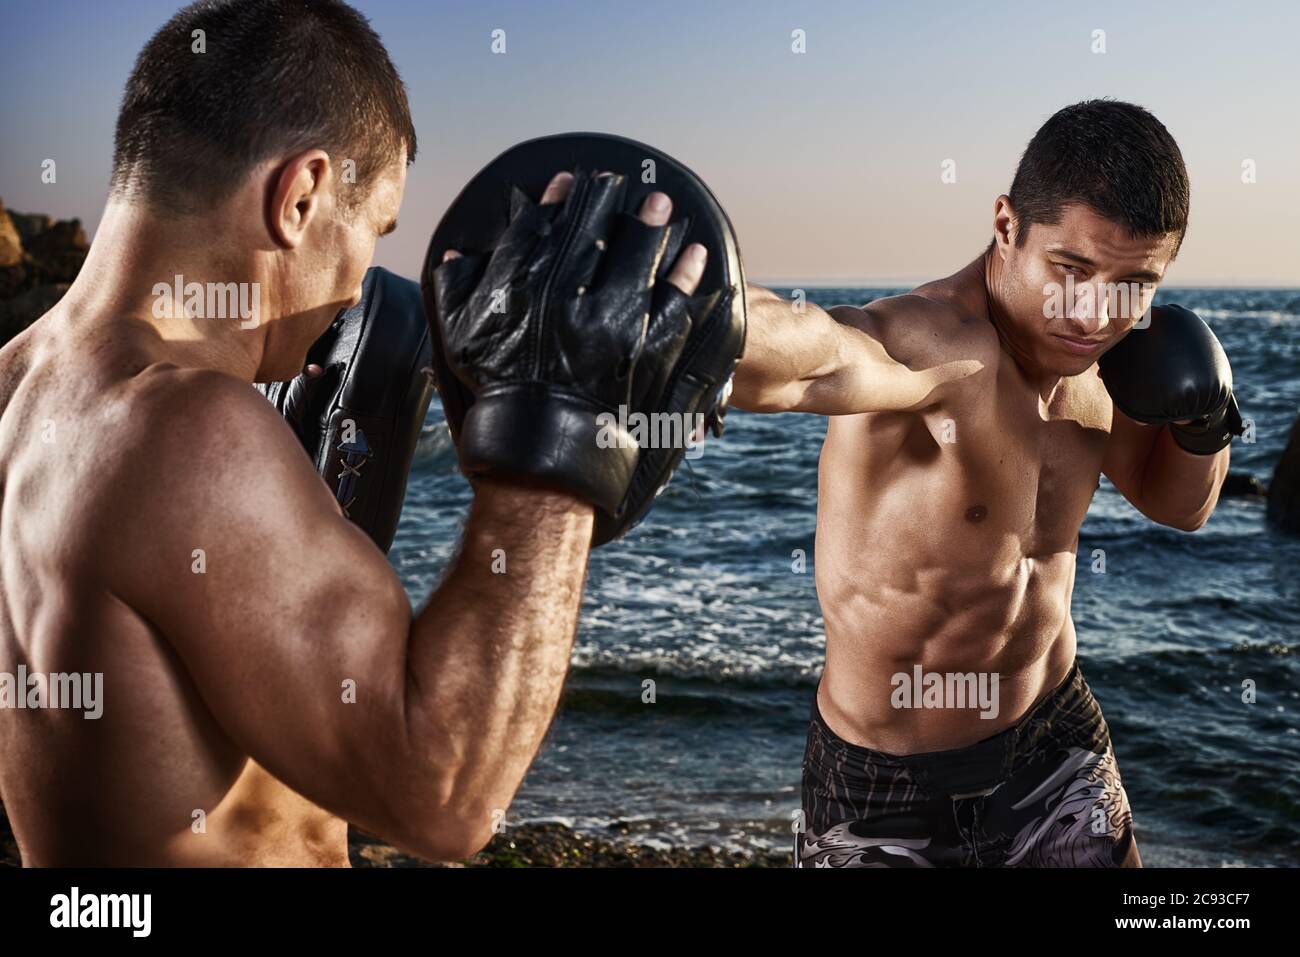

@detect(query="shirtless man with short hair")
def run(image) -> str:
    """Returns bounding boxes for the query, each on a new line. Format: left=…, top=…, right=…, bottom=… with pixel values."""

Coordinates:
left=0, top=0, right=709, bottom=866
left=734, top=99, right=1242, bottom=867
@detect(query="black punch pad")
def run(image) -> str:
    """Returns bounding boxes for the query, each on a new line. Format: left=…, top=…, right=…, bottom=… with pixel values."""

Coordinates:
left=420, top=132, right=747, bottom=543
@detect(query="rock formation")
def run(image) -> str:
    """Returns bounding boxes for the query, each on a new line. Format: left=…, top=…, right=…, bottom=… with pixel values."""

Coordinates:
left=0, top=197, right=86, bottom=345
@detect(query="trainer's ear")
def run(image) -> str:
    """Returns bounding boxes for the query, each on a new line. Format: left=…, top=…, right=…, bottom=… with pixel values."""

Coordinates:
left=269, top=149, right=331, bottom=249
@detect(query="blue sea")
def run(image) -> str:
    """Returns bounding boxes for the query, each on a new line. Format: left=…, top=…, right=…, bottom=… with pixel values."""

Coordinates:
left=390, top=287, right=1300, bottom=868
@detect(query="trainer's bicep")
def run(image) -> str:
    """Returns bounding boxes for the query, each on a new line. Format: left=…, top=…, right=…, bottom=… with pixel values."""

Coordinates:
left=177, top=487, right=410, bottom=740
left=195, top=520, right=412, bottom=815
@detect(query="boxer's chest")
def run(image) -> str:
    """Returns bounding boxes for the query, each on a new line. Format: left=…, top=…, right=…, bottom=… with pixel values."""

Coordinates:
left=946, top=365, right=1111, bottom=551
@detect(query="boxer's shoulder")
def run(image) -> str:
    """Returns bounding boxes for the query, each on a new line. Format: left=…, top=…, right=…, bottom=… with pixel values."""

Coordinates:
left=848, top=291, right=996, bottom=352
left=834, top=292, right=1001, bottom=389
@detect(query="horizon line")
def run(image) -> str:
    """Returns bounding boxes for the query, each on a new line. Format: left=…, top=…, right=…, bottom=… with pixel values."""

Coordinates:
left=752, top=279, right=1300, bottom=291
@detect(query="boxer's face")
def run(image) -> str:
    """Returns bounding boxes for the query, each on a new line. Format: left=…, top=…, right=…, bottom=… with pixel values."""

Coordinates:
left=993, top=201, right=1177, bottom=377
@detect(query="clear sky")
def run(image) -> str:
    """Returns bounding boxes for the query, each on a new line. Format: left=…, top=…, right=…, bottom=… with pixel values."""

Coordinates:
left=1, top=0, right=1296, bottom=286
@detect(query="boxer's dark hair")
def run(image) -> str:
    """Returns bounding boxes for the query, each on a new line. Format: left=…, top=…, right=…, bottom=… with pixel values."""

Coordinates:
left=1007, top=99, right=1189, bottom=255
left=111, top=0, right=416, bottom=215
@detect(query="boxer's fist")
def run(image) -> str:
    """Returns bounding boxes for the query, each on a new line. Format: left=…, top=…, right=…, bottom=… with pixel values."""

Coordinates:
left=1098, top=304, right=1244, bottom=455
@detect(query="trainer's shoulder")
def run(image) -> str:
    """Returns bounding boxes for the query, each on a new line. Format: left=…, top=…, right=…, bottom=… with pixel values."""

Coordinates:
left=832, top=292, right=999, bottom=368
left=111, top=364, right=312, bottom=513
left=125, top=364, right=282, bottom=447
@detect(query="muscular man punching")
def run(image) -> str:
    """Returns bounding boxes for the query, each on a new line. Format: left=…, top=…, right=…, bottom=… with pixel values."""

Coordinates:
left=0, top=0, right=723, bottom=865
left=735, top=100, right=1243, bottom=867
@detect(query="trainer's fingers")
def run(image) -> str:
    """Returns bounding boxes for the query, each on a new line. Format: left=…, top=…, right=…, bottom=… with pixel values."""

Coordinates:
left=539, top=171, right=574, bottom=205
left=638, top=191, right=672, bottom=228
left=666, top=243, right=707, bottom=296
left=441, top=249, right=461, bottom=263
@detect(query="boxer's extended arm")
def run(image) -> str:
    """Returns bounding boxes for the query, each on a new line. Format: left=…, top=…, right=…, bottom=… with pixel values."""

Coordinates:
left=733, top=284, right=986, bottom=414
left=109, top=372, right=591, bottom=861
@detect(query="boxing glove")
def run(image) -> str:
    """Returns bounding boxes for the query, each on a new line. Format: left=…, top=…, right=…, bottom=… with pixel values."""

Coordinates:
left=1098, top=304, right=1244, bottom=455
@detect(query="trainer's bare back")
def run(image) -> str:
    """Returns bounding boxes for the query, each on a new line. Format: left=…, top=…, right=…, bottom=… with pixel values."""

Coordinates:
left=0, top=311, right=348, bottom=866
left=814, top=257, right=1110, bottom=755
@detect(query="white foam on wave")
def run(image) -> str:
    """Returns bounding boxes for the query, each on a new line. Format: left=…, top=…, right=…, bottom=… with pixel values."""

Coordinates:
left=569, top=639, right=823, bottom=685
left=1194, top=309, right=1298, bottom=323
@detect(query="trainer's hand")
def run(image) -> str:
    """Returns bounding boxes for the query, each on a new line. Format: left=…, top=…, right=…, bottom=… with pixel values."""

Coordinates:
left=443, top=171, right=708, bottom=295
left=427, top=165, right=712, bottom=525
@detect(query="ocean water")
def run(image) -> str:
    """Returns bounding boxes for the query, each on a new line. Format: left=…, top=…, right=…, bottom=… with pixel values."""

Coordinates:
left=390, top=287, right=1300, bottom=868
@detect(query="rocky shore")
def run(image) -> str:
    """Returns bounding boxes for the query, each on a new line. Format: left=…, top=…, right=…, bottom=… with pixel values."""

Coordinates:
left=352, top=822, right=788, bottom=868
left=0, top=801, right=786, bottom=867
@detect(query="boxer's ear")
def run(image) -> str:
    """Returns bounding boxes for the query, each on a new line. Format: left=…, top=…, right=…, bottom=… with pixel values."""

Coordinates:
left=269, top=149, right=331, bottom=249
left=991, top=194, right=1018, bottom=258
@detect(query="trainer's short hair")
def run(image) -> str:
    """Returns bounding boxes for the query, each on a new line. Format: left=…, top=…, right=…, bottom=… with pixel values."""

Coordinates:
left=111, top=0, right=416, bottom=214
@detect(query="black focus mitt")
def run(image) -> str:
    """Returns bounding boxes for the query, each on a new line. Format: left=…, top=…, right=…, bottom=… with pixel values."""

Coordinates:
left=258, top=267, right=434, bottom=552
left=421, top=132, right=746, bottom=545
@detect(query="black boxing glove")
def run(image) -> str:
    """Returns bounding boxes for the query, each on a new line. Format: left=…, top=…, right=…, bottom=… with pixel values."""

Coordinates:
left=426, top=170, right=689, bottom=517
left=258, top=267, right=433, bottom=552
left=1098, top=303, right=1244, bottom=455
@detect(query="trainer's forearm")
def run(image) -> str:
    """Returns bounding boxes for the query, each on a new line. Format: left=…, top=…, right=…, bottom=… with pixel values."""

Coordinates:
left=732, top=283, right=844, bottom=412
left=402, top=479, right=593, bottom=856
